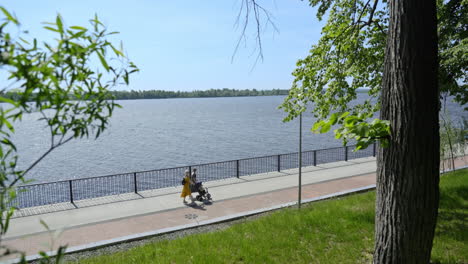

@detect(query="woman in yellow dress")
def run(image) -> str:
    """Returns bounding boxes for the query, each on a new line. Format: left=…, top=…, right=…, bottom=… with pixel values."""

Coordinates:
left=181, top=170, right=194, bottom=203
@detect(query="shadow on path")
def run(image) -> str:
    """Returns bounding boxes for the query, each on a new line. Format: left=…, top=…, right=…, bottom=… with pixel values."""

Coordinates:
left=184, top=202, right=207, bottom=211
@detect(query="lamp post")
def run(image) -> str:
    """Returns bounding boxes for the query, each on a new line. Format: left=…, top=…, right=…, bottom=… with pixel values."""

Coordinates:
left=298, top=111, right=302, bottom=209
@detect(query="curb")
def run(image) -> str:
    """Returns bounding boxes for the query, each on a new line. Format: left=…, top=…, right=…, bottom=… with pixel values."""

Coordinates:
left=441, top=165, right=468, bottom=173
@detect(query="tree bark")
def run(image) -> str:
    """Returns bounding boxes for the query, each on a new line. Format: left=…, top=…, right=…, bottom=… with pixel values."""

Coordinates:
left=375, top=0, right=440, bottom=263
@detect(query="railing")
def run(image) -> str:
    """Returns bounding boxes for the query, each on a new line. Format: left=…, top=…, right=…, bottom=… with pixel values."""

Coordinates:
left=12, top=143, right=376, bottom=209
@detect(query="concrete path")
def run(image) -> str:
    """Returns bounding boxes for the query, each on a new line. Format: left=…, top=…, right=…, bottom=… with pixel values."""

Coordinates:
left=2, top=156, right=467, bottom=262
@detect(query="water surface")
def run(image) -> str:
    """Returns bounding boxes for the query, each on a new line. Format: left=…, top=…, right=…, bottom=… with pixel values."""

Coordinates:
left=11, top=95, right=466, bottom=183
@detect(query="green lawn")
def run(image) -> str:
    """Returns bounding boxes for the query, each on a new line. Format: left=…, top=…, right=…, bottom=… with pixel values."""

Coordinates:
left=74, top=169, right=468, bottom=264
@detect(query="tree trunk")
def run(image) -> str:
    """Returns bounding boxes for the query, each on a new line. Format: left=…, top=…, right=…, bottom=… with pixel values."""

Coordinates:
left=375, top=0, right=440, bottom=263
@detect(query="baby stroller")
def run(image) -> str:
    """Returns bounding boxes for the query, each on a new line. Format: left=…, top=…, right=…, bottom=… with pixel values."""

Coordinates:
left=191, top=182, right=212, bottom=201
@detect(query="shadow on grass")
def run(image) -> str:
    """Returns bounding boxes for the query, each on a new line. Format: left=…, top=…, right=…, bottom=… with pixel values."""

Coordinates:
left=436, top=184, right=468, bottom=244
left=436, top=209, right=467, bottom=242
left=439, top=185, right=468, bottom=210
left=348, top=210, right=375, bottom=226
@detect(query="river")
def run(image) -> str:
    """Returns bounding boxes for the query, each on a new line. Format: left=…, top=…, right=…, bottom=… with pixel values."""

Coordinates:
left=11, top=94, right=467, bottom=183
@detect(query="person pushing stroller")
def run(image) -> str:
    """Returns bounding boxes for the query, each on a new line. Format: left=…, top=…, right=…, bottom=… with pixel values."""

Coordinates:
left=189, top=168, right=211, bottom=201
left=180, top=170, right=194, bottom=204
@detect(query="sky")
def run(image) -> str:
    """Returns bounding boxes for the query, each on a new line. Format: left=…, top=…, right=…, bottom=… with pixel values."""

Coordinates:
left=2, top=1, right=324, bottom=91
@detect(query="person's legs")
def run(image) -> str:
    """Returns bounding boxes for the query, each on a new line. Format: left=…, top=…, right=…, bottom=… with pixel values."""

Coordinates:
left=182, top=194, right=188, bottom=203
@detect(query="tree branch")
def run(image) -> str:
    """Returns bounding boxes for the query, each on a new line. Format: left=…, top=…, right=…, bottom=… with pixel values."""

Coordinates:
left=373, top=20, right=386, bottom=36
left=232, top=0, right=278, bottom=66
left=40, top=111, right=55, bottom=148
left=354, top=0, right=372, bottom=28
left=8, top=135, right=74, bottom=188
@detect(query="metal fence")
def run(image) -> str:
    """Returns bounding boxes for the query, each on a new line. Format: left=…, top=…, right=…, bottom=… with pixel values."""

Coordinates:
left=12, top=143, right=376, bottom=209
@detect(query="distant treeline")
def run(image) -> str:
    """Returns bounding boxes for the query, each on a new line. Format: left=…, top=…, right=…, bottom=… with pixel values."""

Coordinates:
left=110, top=88, right=289, bottom=100
left=1, top=88, right=290, bottom=101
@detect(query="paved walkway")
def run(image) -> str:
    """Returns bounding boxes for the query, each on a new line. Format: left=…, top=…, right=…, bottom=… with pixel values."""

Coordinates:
left=2, top=156, right=467, bottom=262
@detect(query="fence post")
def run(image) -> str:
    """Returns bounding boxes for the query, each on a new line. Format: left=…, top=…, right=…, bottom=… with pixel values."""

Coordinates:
left=236, top=160, right=240, bottom=178
left=69, top=180, right=74, bottom=205
left=373, top=142, right=376, bottom=157
left=345, top=146, right=348, bottom=161
left=188, top=165, right=191, bottom=175
left=133, top=172, right=138, bottom=194
left=277, top=155, right=281, bottom=172
left=313, top=150, right=317, bottom=166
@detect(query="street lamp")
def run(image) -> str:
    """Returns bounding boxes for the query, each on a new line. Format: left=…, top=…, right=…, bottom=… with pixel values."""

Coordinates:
left=298, top=110, right=303, bottom=209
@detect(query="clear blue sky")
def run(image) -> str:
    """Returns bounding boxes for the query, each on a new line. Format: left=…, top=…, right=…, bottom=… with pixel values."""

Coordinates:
left=3, top=1, right=323, bottom=91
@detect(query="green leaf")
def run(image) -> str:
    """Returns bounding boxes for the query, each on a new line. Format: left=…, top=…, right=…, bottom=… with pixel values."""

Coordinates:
left=329, top=112, right=339, bottom=125
left=56, top=14, right=64, bottom=33
left=123, top=71, right=129, bottom=85
left=39, top=251, right=49, bottom=259
left=312, top=121, right=324, bottom=132
left=55, top=245, right=68, bottom=263
left=97, top=52, right=109, bottom=71
left=43, top=26, right=59, bottom=33
left=110, top=44, right=124, bottom=57
left=3, top=118, right=14, bottom=133
left=19, top=37, right=30, bottom=45
left=339, top=112, right=350, bottom=120
left=356, top=124, right=369, bottom=137
left=355, top=140, right=371, bottom=151
left=0, top=7, right=19, bottom=25
left=70, top=25, right=87, bottom=31
left=320, top=122, right=332, bottom=133
left=0, top=96, right=18, bottom=106
left=335, top=130, right=343, bottom=139
left=1, top=138, right=16, bottom=151
left=344, top=116, right=360, bottom=128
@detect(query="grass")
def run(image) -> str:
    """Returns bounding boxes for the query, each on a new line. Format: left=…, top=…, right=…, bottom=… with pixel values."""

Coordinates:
left=432, top=169, right=467, bottom=263
left=74, top=169, right=468, bottom=264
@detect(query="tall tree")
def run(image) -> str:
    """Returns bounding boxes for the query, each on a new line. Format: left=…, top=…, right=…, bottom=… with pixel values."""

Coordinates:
left=239, top=0, right=448, bottom=262
left=375, top=1, right=439, bottom=262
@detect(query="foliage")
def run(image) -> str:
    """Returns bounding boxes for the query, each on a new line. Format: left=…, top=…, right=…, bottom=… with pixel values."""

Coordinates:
left=279, top=0, right=389, bottom=150
left=112, top=88, right=288, bottom=99
left=2, top=88, right=289, bottom=101
left=280, top=0, right=467, bottom=149
left=313, top=112, right=390, bottom=150
left=0, top=7, right=137, bottom=262
left=74, top=169, right=468, bottom=264
left=438, top=0, right=468, bottom=109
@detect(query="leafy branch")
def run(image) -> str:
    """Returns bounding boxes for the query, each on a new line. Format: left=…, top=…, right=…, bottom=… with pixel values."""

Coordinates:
left=0, top=7, right=138, bottom=262
left=280, top=0, right=389, bottom=149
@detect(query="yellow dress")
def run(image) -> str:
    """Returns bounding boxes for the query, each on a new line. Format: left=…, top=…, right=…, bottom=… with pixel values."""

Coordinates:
left=180, top=176, right=191, bottom=197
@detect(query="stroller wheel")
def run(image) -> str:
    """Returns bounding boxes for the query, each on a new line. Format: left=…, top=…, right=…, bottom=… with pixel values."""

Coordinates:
left=206, top=193, right=212, bottom=200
